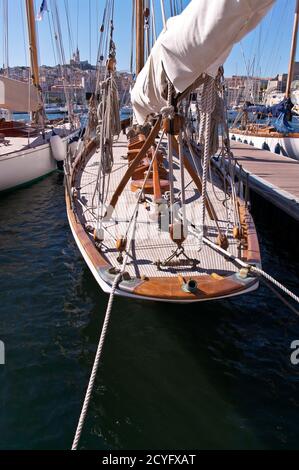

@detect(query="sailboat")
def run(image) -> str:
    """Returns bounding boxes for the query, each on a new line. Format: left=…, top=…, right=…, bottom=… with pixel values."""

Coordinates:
left=65, top=0, right=274, bottom=303
left=0, top=0, right=80, bottom=193
left=230, top=0, right=299, bottom=161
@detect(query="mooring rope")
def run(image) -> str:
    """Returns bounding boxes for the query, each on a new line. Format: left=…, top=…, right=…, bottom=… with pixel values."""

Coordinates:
left=260, top=278, right=299, bottom=317
left=249, top=266, right=299, bottom=305
left=179, top=215, right=299, bottom=309
left=72, top=197, right=141, bottom=450
left=72, top=194, right=143, bottom=450
left=72, top=128, right=165, bottom=450
left=71, top=272, right=122, bottom=451
left=201, top=235, right=299, bottom=305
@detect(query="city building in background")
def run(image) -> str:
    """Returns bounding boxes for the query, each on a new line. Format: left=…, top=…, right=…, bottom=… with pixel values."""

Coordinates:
left=0, top=47, right=134, bottom=107
left=225, top=62, right=299, bottom=108
left=2, top=53, right=299, bottom=110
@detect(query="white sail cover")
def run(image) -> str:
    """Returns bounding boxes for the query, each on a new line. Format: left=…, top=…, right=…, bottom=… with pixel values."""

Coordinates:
left=0, top=76, right=40, bottom=112
left=131, top=0, right=275, bottom=124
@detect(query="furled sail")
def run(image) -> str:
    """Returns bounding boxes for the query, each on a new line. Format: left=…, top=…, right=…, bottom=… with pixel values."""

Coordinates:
left=131, top=0, right=275, bottom=124
left=0, top=76, right=40, bottom=112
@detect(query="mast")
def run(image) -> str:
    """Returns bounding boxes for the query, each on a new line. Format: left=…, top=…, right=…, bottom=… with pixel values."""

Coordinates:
left=3, top=0, right=9, bottom=77
left=286, top=0, right=299, bottom=98
left=25, top=0, right=40, bottom=90
left=135, top=0, right=144, bottom=75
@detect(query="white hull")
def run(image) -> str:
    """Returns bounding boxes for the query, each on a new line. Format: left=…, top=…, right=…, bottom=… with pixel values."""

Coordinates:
left=0, top=130, right=79, bottom=192
left=230, top=131, right=299, bottom=161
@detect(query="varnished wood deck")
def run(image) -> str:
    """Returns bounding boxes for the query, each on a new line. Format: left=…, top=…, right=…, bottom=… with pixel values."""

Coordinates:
left=228, top=141, right=299, bottom=222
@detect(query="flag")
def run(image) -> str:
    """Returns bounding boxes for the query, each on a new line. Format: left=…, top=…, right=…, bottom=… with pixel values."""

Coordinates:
left=36, top=0, right=48, bottom=21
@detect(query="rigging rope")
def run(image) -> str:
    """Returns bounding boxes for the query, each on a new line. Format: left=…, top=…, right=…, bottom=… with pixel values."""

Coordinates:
left=95, top=0, right=115, bottom=93
left=169, top=0, right=174, bottom=17
left=178, top=129, right=187, bottom=229
left=20, top=0, right=28, bottom=68
left=150, top=0, right=157, bottom=45
left=50, top=0, right=74, bottom=124
left=200, top=76, right=216, bottom=239
left=47, top=12, right=58, bottom=66
left=144, top=0, right=151, bottom=60
left=160, top=0, right=167, bottom=29
left=91, top=5, right=120, bottom=237
left=3, top=0, right=9, bottom=75
left=95, top=1, right=108, bottom=92
left=165, top=80, right=175, bottom=224
left=64, top=0, right=74, bottom=61
left=76, top=0, right=80, bottom=53
left=89, top=0, right=92, bottom=64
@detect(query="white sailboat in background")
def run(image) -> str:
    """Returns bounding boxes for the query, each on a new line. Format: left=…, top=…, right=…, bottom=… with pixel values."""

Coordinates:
left=0, top=0, right=80, bottom=193
left=230, top=0, right=299, bottom=160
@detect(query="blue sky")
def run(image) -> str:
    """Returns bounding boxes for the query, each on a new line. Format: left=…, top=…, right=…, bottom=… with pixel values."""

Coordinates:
left=1, top=0, right=298, bottom=77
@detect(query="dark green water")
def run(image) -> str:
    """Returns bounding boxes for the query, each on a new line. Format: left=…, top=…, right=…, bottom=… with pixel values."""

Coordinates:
left=0, top=174, right=299, bottom=450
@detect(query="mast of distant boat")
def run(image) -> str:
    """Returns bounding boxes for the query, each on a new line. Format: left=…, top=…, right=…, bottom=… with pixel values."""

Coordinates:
left=286, top=0, right=299, bottom=98
left=25, top=0, right=45, bottom=126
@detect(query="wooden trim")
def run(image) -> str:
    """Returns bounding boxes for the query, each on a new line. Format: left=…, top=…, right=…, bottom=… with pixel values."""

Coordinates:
left=152, top=155, right=162, bottom=201
left=231, top=128, right=299, bottom=139
left=66, top=189, right=109, bottom=270
left=106, top=117, right=162, bottom=215
left=132, top=274, right=255, bottom=300
left=171, top=136, right=216, bottom=220
left=238, top=202, right=261, bottom=264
